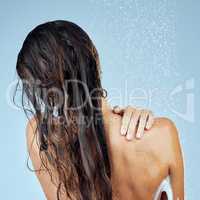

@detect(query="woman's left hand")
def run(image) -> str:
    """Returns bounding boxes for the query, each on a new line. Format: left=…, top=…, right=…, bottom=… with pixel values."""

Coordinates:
left=112, top=105, right=154, bottom=140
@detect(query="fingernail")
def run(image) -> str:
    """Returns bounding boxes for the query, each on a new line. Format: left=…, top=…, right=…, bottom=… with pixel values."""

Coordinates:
left=121, top=128, right=126, bottom=135
left=146, top=124, right=150, bottom=130
left=136, top=133, right=141, bottom=139
left=126, top=134, right=132, bottom=140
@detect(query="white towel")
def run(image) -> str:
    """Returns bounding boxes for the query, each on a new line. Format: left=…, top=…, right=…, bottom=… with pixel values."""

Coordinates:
left=153, top=176, right=173, bottom=200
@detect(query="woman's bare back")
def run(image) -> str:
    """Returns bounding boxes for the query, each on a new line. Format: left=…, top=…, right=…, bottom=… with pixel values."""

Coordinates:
left=26, top=112, right=184, bottom=200
left=103, top=112, right=184, bottom=200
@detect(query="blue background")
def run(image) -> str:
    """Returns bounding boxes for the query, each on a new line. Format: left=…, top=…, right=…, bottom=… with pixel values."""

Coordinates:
left=1, top=0, right=199, bottom=199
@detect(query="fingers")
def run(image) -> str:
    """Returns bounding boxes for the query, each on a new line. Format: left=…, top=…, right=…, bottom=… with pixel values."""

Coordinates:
left=120, top=106, right=134, bottom=136
left=112, top=105, right=124, bottom=115
left=135, top=110, right=149, bottom=139
left=126, top=109, right=142, bottom=140
left=145, top=111, right=154, bottom=130
left=114, top=105, right=154, bottom=141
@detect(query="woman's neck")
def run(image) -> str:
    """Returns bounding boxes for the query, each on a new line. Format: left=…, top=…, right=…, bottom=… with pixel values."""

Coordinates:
left=101, top=97, right=112, bottom=116
left=101, top=97, right=114, bottom=138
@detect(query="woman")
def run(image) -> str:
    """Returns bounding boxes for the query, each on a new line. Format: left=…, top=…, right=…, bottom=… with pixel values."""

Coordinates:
left=15, top=20, right=184, bottom=200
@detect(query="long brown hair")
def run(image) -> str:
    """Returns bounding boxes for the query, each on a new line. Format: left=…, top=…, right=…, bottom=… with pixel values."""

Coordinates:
left=14, top=20, right=112, bottom=200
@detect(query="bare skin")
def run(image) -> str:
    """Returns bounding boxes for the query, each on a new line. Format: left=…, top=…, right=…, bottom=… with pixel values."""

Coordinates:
left=26, top=100, right=184, bottom=200
left=112, top=105, right=154, bottom=140
left=102, top=99, right=184, bottom=200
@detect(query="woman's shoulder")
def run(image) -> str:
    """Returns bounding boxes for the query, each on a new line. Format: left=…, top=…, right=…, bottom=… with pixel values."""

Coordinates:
left=108, top=114, right=181, bottom=165
left=152, top=117, right=178, bottom=134
left=148, top=117, right=181, bottom=156
left=26, top=117, right=62, bottom=200
left=149, top=117, right=180, bottom=146
left=26, top=116, right=40, bottom=163
left=26, top=116, right=37, bottom=142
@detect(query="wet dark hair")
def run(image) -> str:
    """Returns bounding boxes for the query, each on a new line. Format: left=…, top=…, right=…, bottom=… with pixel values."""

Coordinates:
left=14, top=20, right=112, bottom=200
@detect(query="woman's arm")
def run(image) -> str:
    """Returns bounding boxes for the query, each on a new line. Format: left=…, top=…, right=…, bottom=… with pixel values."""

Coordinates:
left=166, top=119, right=184, bottom=200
